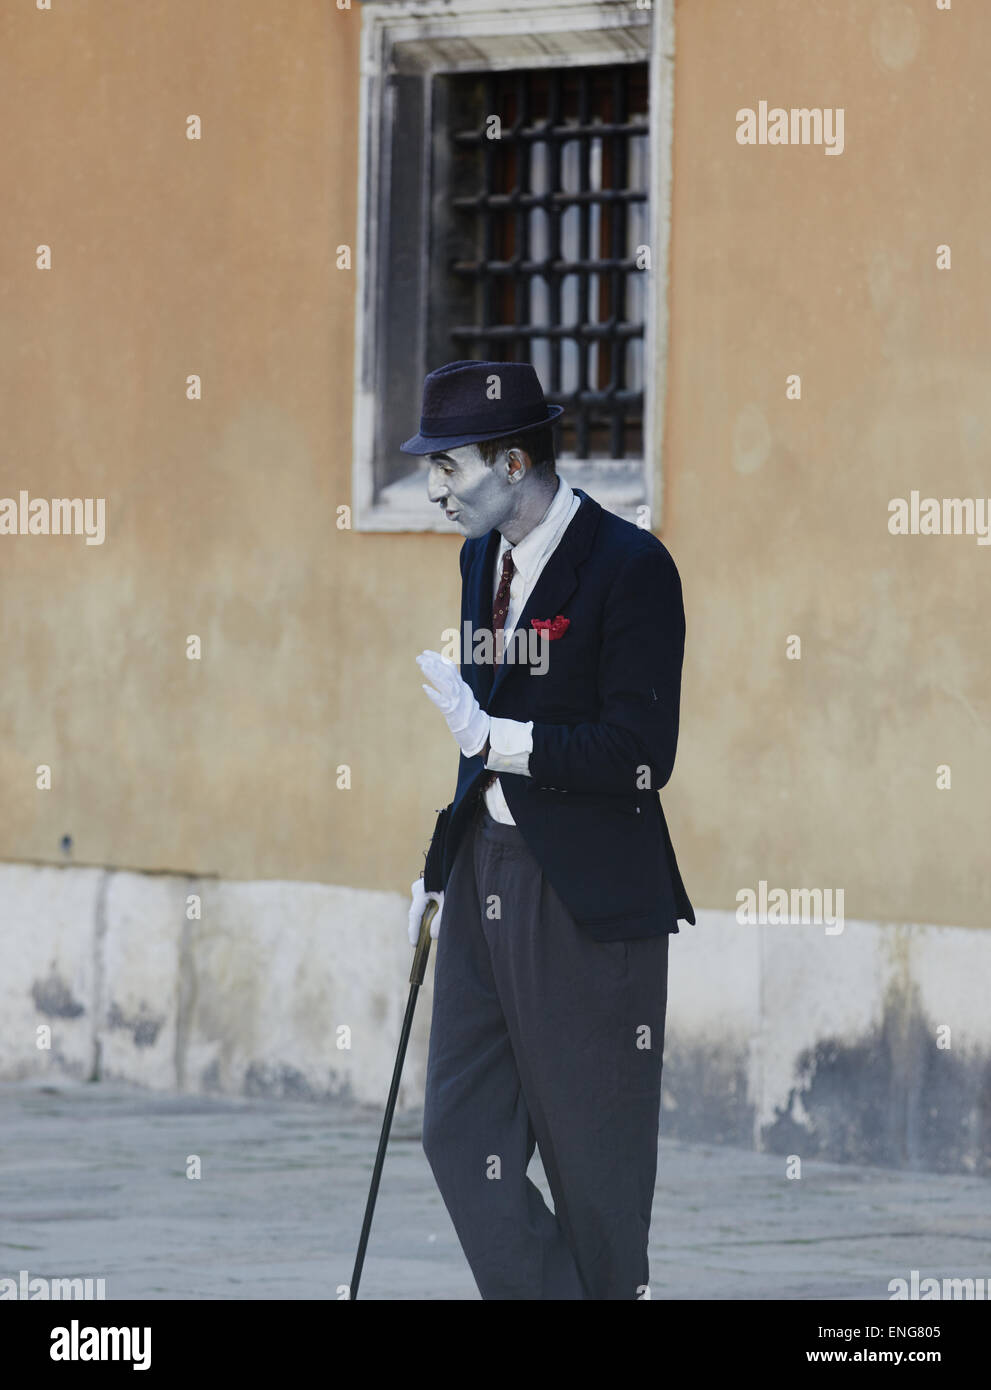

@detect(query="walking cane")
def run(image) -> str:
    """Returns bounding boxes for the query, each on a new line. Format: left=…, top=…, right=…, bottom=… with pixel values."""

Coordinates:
left=349, top=896, right=439, bottom=1299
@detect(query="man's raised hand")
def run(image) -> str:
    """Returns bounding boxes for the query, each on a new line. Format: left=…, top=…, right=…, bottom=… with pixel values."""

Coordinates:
left=416, top=650, right=490, bottom=757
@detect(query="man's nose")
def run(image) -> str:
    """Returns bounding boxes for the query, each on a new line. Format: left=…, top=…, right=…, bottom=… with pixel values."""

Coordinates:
left=426, top=466, right=448, bottom=504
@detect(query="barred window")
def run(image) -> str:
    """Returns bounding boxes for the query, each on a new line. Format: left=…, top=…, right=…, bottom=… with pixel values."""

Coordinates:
left=353, top=0, right=669, bottom=531
left=433, top=66, right=649, bottom=461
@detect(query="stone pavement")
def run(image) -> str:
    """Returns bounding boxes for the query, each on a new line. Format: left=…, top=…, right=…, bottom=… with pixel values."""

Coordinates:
left=0, top=1079, right=988, bottom=1300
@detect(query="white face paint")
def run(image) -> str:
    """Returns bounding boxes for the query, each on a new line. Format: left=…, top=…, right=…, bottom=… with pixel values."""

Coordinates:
left=426, top=444, right=517, bottom=539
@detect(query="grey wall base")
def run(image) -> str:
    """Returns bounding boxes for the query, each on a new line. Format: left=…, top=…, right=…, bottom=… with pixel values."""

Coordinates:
left=2, top=864, right=988, bottom=1176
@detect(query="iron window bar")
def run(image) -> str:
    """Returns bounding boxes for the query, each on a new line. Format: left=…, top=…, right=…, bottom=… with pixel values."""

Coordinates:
left=440, top=64, right=649, bottom=461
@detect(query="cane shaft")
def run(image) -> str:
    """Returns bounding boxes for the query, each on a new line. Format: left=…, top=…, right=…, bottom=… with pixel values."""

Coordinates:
left=349, top=897, right=437, bottom=1298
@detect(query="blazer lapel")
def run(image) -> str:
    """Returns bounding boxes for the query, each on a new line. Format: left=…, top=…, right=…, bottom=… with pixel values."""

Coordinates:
left=465, top=526, right=501, bottom=703
left=488, top=489, right=600, bottom=704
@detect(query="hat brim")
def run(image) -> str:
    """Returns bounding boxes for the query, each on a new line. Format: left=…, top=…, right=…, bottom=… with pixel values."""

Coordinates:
left=399, top=404, right=564, bottom=457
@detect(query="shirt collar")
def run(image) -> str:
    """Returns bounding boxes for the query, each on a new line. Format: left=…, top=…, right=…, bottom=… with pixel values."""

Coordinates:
left=497, top=476, right=575, bottom=583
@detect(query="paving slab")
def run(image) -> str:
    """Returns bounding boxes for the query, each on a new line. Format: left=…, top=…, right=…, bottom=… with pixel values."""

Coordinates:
left=0, top=1080, right=988, bottom=1300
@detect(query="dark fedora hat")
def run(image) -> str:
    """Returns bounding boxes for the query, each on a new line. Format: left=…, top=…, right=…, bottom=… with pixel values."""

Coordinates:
left=400, top=359, right=563, bottom=455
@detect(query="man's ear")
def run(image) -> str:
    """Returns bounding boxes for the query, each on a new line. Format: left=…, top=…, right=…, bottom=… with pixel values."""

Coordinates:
left=506, top=446, right=530, bottom=482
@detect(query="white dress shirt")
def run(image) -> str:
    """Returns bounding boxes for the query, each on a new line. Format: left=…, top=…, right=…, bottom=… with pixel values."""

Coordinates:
left=483, top=476, right=581, bottom=824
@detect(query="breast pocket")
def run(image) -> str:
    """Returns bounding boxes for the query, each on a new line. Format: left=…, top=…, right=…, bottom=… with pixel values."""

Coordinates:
left=525, top=630, right=596, bottom=696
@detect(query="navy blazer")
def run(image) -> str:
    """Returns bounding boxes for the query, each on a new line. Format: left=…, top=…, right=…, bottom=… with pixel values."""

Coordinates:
left=422, top=488, right=695, bottom=941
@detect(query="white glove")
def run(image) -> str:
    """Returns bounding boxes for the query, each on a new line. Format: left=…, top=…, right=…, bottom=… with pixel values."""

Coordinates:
left=417, top=650, right=490, bottom=758
left=408, top=877, right=444, bottom=946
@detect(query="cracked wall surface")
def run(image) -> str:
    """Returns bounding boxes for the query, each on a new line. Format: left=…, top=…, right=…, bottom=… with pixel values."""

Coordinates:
left=3, top=867, right=989, bottom=1173
left=1, top=865, right=433, bottom=1113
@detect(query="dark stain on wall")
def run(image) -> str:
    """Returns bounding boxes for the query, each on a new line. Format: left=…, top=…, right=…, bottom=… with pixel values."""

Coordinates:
left=31, top=971, right=86, bottom=1019
left=200, top=1059, right=222, bottom=1092
left=106, top=1001, right=165, bottom=1049
left=660, top=1040, right=755, bottom=1148
left=762, top=982, right=991, bottom=1175
left=244, top=1062, right=317, bottom=1101
left=243, top=1062, right=353, bottom=1102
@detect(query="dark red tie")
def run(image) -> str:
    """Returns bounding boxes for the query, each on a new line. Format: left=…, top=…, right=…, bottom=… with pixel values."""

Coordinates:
left=492, top=549, right=515, bottom=664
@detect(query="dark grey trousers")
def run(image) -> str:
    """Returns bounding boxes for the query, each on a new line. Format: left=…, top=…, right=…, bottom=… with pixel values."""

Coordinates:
left=422, top=804, right=669, bottom=1300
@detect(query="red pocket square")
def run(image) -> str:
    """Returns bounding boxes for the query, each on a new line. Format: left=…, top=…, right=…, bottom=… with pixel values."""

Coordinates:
left=530, top=616, right=570, bottom=640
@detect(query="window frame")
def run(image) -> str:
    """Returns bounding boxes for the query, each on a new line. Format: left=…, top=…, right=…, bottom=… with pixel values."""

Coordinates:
left=352, top=0, right=675, bottom=533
